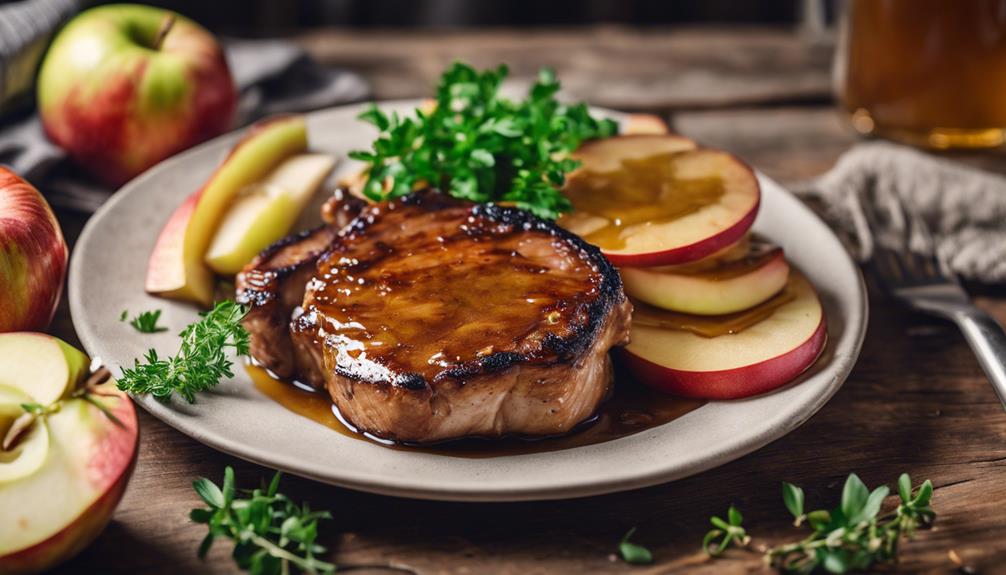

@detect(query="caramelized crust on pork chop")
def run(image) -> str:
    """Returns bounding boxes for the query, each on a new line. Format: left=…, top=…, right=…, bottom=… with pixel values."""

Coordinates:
left=240, top=190, right=631, bottom=443
left=237, top=225, right=338, bottom=380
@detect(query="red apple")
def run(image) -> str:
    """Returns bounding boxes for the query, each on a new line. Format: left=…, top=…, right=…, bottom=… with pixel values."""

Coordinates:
left=0, top=333, right=138, bottom=574
left=620, top=239, right=790, bottom=315
left=0, top=168, right=68, bottom=332
left=561, top=137, right=760, bottom=267
left=622, top=272, right=826, bottom=399
left=36, top=4, right=236, bottom=187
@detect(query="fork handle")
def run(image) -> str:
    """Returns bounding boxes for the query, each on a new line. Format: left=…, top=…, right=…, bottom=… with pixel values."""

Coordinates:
left=954, top=310, right=1006, bottom=409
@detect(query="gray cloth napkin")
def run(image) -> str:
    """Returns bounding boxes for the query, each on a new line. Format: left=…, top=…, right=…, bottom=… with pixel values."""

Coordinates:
left=0, top=36, right=369, bottom=212
left=795, top=141, right=1006, bottom=284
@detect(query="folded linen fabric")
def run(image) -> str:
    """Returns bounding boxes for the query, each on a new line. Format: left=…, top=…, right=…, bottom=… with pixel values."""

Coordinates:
left=794, top=141, right=1006, bottom=284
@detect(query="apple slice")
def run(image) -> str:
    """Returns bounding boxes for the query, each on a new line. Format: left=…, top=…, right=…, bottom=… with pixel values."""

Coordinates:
left=571, top=134, right=696, bottom=173
left=205, top=153, right=336, bottom=275
left=562, top=138, right=760, bottom=267
left=622, top=272, right=826, bottom=399
left=0, top=332, right=89, bottom=406
left=623, top=114, right=670, bottom=135
left=620, top=239, right=790, bottom=315
left=0, top=335, right=138, bottom=574
left=146, top=115, right=308, bottom=306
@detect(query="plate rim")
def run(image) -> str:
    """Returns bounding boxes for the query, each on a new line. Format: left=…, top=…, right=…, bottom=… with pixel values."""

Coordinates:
left=69, top=99, right=868, bottom=501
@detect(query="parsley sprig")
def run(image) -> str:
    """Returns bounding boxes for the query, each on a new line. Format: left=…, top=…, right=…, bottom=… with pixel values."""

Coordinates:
left=191, top=466, right=335, bottom=575
left=117, top=300, right=249, bottom=403
left=349, top=62, right=618, bottom=219
left=121, top=309, right=169, bottom=333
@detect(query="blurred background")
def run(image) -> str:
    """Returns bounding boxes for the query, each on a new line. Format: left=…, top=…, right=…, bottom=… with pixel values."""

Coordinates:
left=115, top=0, right=831, bottom=33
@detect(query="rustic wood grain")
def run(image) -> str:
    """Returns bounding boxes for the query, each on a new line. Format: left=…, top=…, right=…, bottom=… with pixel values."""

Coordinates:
left=44, top=27, right=1006, bottom=575
left=297, top=26, right=834, bottom=112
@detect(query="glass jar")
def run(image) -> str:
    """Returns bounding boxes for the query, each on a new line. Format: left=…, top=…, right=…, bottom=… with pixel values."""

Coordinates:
left=836, top=0, right=1006, bottom=149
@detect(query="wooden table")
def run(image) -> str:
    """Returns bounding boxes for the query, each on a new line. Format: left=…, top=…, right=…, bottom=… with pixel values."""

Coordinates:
left=49, top=27, right=1006, bottom=574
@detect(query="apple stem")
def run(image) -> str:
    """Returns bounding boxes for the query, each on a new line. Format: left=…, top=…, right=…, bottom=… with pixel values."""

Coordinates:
left=153, top=14, right=177, bottom=51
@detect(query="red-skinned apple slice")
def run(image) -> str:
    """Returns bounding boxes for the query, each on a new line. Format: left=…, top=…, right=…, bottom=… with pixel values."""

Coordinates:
left=620, top=239, right=790, bottom=315
left=622, top=272, right=826, bottom=399
left=562, top=138, right=760, bottom=267
left=146, top=115, right=308, bottom=306
left=0, top=334, right=138, bottom=574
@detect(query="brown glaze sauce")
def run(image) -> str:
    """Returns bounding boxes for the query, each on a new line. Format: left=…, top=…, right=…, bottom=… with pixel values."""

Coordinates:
left=303, top=201, right=605, bottom=385
left=560, top=151, right=724, bottom=250
left=249, top=364, right=704, bottom=458
left=632, top=280, right=797, bottom=338
left=650, top=236, right=781, bottom=281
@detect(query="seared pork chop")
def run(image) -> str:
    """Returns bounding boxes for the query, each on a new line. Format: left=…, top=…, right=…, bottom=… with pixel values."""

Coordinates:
left=239, top=190, right=631, bottom=443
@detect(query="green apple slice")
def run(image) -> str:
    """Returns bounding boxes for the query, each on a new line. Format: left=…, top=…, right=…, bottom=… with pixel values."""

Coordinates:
left=146, top=115, right=308, bottom=306
left=205, top=153, right=336, bottom=275
left=0, top=333, right=89, bottom=405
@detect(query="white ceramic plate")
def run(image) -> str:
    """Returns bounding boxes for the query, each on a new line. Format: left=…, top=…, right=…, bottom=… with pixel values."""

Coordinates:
left=69, top=100, right=867, bottom=502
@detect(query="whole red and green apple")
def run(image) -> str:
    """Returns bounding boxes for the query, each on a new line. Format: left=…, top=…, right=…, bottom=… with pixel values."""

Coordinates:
left=37, top=4, right=237, bottom=187
left=0, top=168, right=68, bottom=333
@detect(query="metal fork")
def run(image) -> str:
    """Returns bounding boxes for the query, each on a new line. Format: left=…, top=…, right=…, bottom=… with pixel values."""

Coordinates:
left=861, top=192, right=1006, bottom=409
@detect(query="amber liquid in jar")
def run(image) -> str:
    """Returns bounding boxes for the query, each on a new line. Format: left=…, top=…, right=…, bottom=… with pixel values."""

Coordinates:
left=838, top=0, right=1006, bottom=149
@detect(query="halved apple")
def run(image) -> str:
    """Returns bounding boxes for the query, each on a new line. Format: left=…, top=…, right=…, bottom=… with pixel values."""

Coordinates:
left=205, top=153, right=336, bottom=275
left=561, top=138, right=760, bottom=267
left=620, top=239, right=790, bottom=315
left=0, top=334, right=138, bottom=575
left=146, top=115, right=309, bottom=306
left=0, top=332, right=89, bottom=405
left=622, top=272, right=826, bottom=399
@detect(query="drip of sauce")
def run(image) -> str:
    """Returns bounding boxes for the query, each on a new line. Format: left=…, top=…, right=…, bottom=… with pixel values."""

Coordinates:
left=560, top=151, right=725, bottom=250
left=632, top=281, right=797, bottom=338
left=248, top=364, right=703, bottom=458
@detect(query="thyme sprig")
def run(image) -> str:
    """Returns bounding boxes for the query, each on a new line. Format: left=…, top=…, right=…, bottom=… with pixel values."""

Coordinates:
left=191, top=466, right=335, bottom=575
left=763, top=473, right=934, bottom=574
left=117, top=300, right=249, bottom=402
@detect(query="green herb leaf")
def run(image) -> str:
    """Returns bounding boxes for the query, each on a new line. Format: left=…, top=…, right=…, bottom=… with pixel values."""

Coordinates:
left=193, top=477, right=225, bottom=509
left=840, top=473, right=869, bottom=523
left=728, top=505, right=743, bottom=526
left=117, top=301, right=249, bottom=403
left=617, top=527, right=653, bottom=565
left=703, top=506, right=749, bottom=558
left=125, top=309, right=169, bottom=333
left=897, top=473, right=912, bottom=503
left=190, top=466, right=335, bottom=574
left=349, top=62, right=618, bottom=220
left=852, top=485, right=889, bottom=524
left=782, top=482, right=805, bottom=522
left=119, top=310, right=128, bottom=322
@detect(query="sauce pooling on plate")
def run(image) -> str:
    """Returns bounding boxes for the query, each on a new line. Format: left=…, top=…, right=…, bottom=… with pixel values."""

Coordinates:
left=248, top=364, right=703, bottom=458
left=560, top=151, right=725, bottom=250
